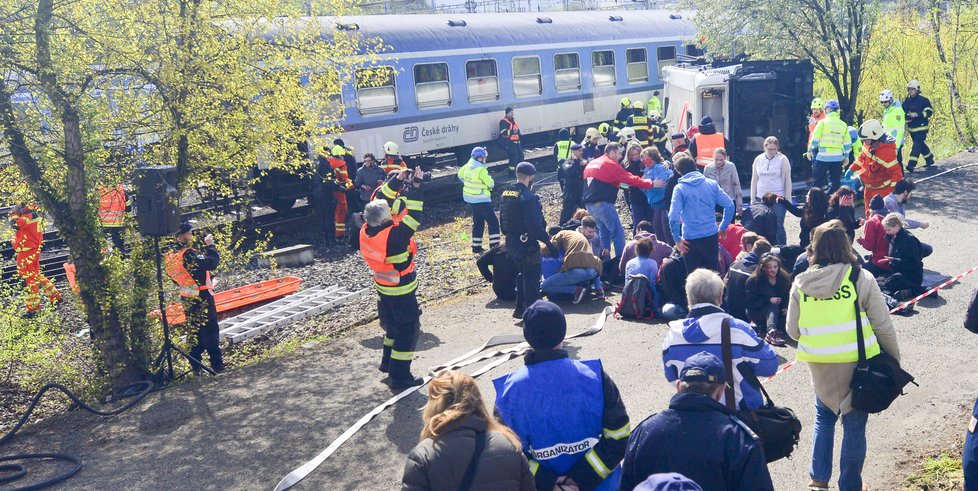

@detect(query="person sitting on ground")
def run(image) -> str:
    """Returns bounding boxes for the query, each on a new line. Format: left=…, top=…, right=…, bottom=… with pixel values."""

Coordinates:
left=540, top=227, right=604, bottom=303
left=880, top=213, right=930, bottom=300
left=718, top=221, right=747, bottom=262
left=786, top=220, right=901, bottom=491
left=743, top=192, right=780, bottom=245
left=402, top=370, right=535, bottom=491
left=780, top=187, right=831, bottom=248
left=619, top=220, right=672, bottom=277
left=670, top=132, right=689, bottom=155
left=668, top=153, right=735, bottom=273
left=856, top=195, right=890, bottom=277
left=884, top=178, right=930, bottom=230
left=624, top=238, right=661, bottom=309
left=577, top=215, right=607, bottom=261
left=476, top=243, right=518, bottom=302
left=619, top=351, right=775, bottom=491
left=736, top=231, right=761, bottom=261
left=662, top=269, right=778, bottom=409
left=658, top=252, right=690, bottom=321
left=723, top=237, right=772, bottom=323
left=745, top=253, right=792, bottom=347
left=494, top=300, right=631, bottom=491
left=826, top=186, right=862, bottom=242
left=633, top=473, right=704, bottom=491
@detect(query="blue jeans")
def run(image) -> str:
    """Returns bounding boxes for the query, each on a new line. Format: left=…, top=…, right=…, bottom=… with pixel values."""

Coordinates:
left=586, top=201, right=626, bottom=258
left=811, top=398, right=869, bottom=490
left=659, top=303, right=688, bottom=320
left=541, top=268, right=599, bottom=295
left=773, top=201, right=787, bottom=246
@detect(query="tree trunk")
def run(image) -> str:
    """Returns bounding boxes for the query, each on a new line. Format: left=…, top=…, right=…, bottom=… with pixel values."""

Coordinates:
left=931, top=8, right=969, bottom=146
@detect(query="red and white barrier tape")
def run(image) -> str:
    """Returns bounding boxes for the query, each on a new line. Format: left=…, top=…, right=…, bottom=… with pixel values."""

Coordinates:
left=889, top=265, right=978, bottom=314
left=762, top=360, right=798, bottom=385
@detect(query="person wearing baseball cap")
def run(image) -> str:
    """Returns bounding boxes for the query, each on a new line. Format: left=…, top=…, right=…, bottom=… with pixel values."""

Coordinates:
left=493, top=300, right=631, bottom=491
left=634, top=473, right=703, bottom=491
left=165, top=220, right=224, bottom=374
left=619, top=352, right=773, bottom=490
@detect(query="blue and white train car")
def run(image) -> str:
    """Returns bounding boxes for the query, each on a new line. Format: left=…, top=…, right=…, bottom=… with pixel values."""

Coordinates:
left=321, top=11, right=698, bottom=159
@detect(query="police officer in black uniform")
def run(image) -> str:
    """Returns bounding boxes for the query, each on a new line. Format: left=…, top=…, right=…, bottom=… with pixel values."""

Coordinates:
left=166, top=221, right=224, bottom=374
left=559, top=143, right=587, bottom=226
left=500, top=162, right=558, bottom=319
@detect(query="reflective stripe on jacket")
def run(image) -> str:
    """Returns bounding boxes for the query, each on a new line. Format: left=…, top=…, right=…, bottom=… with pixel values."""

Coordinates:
left=882, top=102, right=906, bottom=145
left=795, top=266, right=880, bottom=363
left=809, top=112, right=851, bottom=160
left=458, top=159, right=494, bottom=204
left=693, top=132, right=725, bottom=167
left=98, top=185, right=126, bottom=227
left=500, top=118, right=520, bottom=142
left=11, top=209, right=43, bottom=252
left=164, top=247, right=212, bottom=297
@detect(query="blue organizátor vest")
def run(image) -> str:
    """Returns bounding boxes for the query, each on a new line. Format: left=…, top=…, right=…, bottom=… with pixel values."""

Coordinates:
left=493, top=358, right=620, bottom=491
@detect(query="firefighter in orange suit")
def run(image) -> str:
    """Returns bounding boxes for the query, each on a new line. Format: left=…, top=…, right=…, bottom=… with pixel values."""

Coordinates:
left=381, top=141, right=408, bottom=175
left=98, top=183, right=128, bottom=254
left=360, top=167, right=425, bottom=390
left=165, top=221, right=224, bottom=373
left=9, top=204, right=61, bottom=315
left=328, top=145, right=352, bottom=240
left=849, top=120, right=903, bottom=218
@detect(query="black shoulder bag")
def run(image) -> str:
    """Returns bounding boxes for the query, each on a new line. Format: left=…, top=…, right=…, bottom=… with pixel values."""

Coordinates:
left=848, top=266, right=917, bottom=414
left=722, top=318, right=802, bottom=463
left=458, top=430, right=487, bottom=491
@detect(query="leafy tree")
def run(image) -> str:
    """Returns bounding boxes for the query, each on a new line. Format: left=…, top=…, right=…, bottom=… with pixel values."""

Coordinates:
left=691, top=0, right=879, bottom=122
left=0, top=0, right=383, bottom=391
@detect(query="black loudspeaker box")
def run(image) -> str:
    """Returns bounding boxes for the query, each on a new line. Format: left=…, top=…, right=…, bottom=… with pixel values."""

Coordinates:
left=133, top=166, right=180, bottom=236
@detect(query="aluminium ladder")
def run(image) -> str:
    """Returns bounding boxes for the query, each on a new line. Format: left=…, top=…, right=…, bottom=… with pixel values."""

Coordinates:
left=218, top=285, right=370, bottom=343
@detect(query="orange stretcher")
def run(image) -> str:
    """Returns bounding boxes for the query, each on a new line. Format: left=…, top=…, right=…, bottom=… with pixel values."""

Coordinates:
left=149, top=276, right=303, bottom=325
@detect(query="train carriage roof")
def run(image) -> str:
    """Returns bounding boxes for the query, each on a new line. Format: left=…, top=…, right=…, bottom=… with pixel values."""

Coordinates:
left=303, top=11, right=697, bottom=56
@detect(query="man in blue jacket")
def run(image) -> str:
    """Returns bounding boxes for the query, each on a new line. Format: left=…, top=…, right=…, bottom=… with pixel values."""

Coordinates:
left=669, top=154, right=735, bottom=273
left=619, top=351, right=774, bottom=491
left=662, top=269, right=778, bottom=411
left=494, top=300, right=631, bottom=491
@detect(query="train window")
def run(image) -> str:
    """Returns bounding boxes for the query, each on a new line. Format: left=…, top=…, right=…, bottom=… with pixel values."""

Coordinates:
left=355, top=66, right=397, bottom=116
left=414, top=63, right=451, bottom=109
left=592, top=50, right=616, bottom=87
left=512, top=56, right=542, bottom=98
left=466, top=59, right=499, bottom=103
left=626, top=48, right=649, bottom=83
left=554, top=53, right=581, bottom=92
left=656, top=45, right=677, bottom=77
left=685, top=44, right=702, bottom=57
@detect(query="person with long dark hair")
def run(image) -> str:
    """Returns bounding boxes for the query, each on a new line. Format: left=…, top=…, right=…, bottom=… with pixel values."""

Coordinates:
left=402, top=370, right=534, bottom=491
left=826, top=186, right=862, bottom=242
left=745, top=253, right=792, bottom=346
left=625, top=142, right=653, bottom=231
left=779, top=187, right=830, bottom=248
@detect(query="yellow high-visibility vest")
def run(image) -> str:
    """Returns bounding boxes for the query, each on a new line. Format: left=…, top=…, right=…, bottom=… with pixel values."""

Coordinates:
left=796, top=266, right=880, bottom=363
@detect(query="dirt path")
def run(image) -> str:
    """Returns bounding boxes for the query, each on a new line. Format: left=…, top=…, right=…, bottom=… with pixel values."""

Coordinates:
left=3, top=154, right=978, bottom=490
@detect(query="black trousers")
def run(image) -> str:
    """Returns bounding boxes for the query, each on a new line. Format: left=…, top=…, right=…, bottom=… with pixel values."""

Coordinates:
left=502, top=141, right=524, bottom=173
left=103, top=226, right=126, bottom=256
left=685, top=234, right=720, bottom=273
left=559, top=189, right=583, bottom=226
left=884, top=273, right=925, bottom=297
left=470, top=202, right=500, bottom=250
left=907, top=130, right=934, bottom=170
left=512, top=250, right=542, bottom=313
left=378, top=291, right=421, bottom=377
left=184, top=291, right=223, bottom=371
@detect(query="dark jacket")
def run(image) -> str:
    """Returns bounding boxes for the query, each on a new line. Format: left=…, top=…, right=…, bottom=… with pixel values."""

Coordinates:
left=903, top=94, right=934, bottom=130
left=658, top=254, right=689, bottom=308
left=500, top=183, right=551, bottom=258
left=618, top=393, right=774, bottom=491
left=744, top=204, right=777, bottom=244
left=887, top=228, right=924, bottom=286
left=744, top=275, right=790, bottom=322
left=723, top=253, right=761, bottom=322
left=781, top=198, right=826, bottom=248
left=477, top=244, right=518, bottom=301
left=363, top=178, right=424, bottom=294
left=826, top=205, right=859, bottom=242
left=966, top=284, right=978, bottom=334
left=401, top=415, right=535, bottom=491
left=561, top=156, right=586, bottom=201
left=514, top=349, right=630, bottom=491
left=664, top=172, right=681, bottom=209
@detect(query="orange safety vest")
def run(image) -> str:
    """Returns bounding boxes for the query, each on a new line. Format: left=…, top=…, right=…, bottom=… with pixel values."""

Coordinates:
left=501, top=117, right=520, bottom=142
left=808, top=113, right=825, bottom=145
left=359, top=224, right=418, bottom=288
left=98, top=184, right=126, bottom=227
left=164, top=247, right=213, bottom=297
left=382, top=156, right=407, bottom=174
left=11, top=209, right=43, bottom=253
left=694, top=132, right=725, bottom=167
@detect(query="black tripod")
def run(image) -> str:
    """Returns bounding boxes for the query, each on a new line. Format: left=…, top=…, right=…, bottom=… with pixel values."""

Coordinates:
left=151, top=236, right=214, bottom=386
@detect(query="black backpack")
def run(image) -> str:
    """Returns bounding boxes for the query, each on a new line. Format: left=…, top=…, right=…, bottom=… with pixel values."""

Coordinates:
left=615, top=274, right=655, bottom=320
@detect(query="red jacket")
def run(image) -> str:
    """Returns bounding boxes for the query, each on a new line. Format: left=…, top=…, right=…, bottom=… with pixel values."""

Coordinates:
left=857, top=213, right=889, bottom=270
left=719, top=222, right=746, bottom=260
left=11, top=208, right=43, bottom=252
left=849, top=140, right=902, bottom=190
left=583, top=155, right=652, bottom=204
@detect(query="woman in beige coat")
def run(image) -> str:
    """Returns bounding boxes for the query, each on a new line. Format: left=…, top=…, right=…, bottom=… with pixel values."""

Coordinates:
left=787, top=220, right=901, bottom=491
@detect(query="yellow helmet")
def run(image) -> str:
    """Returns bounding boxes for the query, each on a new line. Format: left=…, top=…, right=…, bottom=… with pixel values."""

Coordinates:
left=598, top=123, right=611, bottom=135
left=620, top=97, right=632, bottom=107
left=330, top=145, right=345, bottom=157
left=632, top=100, right=644, bottom=109
left=907, top=79, right=922, bottom=91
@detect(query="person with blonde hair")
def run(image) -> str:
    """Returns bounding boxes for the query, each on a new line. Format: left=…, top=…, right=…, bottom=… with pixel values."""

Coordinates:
left=787, top=220, right=901, bottom=491
left=750, top=136, right=792, bottom=245
left=402, top=370, right=534, bottom=491
left=879, top=212, right=929, bottom=300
